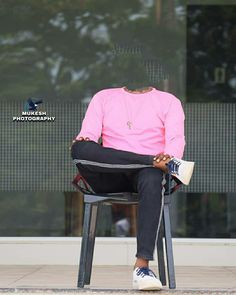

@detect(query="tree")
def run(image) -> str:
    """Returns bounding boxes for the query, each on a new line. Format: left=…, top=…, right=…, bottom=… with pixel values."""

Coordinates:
left=0, top=0, right=186, bottom=102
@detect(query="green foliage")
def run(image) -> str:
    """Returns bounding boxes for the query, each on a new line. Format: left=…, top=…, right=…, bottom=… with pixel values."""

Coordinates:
left=0, top=0, right=186, bottom=101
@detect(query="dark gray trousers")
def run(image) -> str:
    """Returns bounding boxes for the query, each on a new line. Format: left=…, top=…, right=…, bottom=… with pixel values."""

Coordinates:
left=71, top=141, right=164, bottom=260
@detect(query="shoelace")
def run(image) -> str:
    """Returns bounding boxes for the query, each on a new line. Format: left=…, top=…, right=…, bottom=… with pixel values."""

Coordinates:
left=136, top=267, right=156, bottom=278
left=167, top=158, right=181, bottom=175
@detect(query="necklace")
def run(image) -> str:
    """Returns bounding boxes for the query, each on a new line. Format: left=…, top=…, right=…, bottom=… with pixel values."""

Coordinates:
left=127, top=120, right=132, bottom=129
left=122, top=86, right=154, bottom=129
left=123, top=96, right=133, bottom=129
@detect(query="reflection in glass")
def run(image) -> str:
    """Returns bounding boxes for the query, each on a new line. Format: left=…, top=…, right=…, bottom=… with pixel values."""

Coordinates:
left=0, top=0, right=186, bottom=101
left=187, top=5, right=236, bottom=102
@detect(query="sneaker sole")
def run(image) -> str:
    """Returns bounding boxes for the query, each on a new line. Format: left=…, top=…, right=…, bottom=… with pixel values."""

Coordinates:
left=133, top=281, right=162, bottom=291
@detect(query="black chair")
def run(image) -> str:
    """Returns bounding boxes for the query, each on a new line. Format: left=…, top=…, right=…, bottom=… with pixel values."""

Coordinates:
left=72, top=173, right=181, bottom=289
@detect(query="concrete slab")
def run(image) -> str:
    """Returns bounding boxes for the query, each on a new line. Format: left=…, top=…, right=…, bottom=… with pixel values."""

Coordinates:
left=0, top=265, right=235, bottom=294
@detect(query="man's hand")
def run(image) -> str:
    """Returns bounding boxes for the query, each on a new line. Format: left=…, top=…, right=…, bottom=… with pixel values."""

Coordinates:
left=153, top=153, right=171, bottom=163
left=153, top=153, right=172, bottom=173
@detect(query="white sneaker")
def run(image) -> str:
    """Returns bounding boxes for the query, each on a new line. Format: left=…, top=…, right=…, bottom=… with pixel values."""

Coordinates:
left=133, top=267, right=162, bottom=291
left=167, top=157, right=195, bottom=186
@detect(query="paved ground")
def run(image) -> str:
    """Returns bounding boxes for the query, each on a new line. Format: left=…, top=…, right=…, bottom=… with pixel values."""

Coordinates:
left=0, top=265, right=236, bottom=294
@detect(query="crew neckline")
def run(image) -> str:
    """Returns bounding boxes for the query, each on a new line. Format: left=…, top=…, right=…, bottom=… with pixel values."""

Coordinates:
left=122, top=86, right=155, bottom=95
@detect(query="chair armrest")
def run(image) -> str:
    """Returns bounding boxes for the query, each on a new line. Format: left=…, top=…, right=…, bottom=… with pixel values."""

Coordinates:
left=164, top=174, right=182, bottom=195
left=72, top=174, right=95, bottom=194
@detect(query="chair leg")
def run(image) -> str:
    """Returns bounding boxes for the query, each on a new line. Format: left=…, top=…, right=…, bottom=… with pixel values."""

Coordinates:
left=163, top=202, right=176, bottom=289
left=157, top=219, right=166, bottom=286
left=78, top=202, right=91, bottom=287
left=84, top=202, right=100, bottom=285
left=77, top=200, right=100, bottom=288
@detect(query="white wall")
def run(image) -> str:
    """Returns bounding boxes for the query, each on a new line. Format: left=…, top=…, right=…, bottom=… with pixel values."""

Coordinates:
left=0, top=237, right=236, bottom=266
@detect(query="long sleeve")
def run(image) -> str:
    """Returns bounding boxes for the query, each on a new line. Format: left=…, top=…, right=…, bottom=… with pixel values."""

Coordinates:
left=163, top=97, right=185, bottom=159
left=75, top=92, right=104, bottom=142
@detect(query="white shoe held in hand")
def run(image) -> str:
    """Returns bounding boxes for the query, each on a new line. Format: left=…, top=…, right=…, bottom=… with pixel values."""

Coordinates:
left=167, top=158, right=195, bottom=186
left=133, top=267, right=162, bottom=291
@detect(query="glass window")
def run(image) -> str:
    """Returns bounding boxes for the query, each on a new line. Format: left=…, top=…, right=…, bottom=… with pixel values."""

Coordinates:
left=0, top=0, right=235, bottom=238
left=0, top=0, right=186, bottom=102
left=187, top=4, right=236, bottom=102
left=0, top=192, right=65, bottom=236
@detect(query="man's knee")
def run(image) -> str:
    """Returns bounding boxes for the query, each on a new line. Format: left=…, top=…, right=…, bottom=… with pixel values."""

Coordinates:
left=71, top=140, right=90, bottom=160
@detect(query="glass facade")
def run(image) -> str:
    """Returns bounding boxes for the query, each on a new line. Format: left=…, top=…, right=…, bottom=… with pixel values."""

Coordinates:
left=182, top=3, right=236, bottom=239
left=0, top=0, right=235, bottom=238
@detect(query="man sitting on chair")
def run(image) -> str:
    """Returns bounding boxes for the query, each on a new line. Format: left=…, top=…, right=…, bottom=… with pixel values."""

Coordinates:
left=71, top=82, right=194, bottom=290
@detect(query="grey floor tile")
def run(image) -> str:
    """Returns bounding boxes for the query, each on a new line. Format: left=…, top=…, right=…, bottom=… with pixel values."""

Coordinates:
left=0, top=265, right=236, bottom=291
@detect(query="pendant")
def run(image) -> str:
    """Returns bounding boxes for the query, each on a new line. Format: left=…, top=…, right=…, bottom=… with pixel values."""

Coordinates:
left=127, top=121, right=132, bottom=129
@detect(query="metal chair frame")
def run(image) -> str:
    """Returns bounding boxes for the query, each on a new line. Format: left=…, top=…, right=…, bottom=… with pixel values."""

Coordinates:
left=72, top=173, right=181, bottom=289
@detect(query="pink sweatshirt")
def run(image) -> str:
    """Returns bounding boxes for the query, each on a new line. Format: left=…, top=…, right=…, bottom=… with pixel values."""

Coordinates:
left=76, top=87, right=185, bottom=158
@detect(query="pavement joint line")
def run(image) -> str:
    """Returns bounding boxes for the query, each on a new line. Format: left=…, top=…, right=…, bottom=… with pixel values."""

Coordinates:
left=8, top=266, right=45, bottom=286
